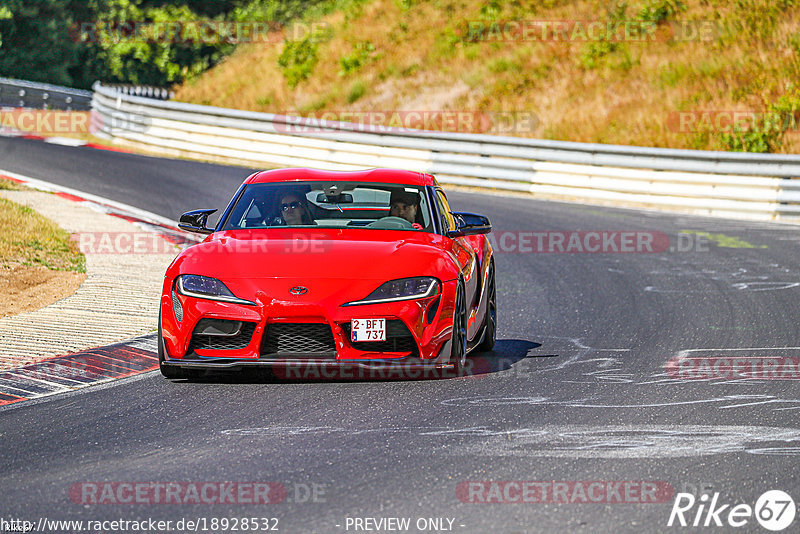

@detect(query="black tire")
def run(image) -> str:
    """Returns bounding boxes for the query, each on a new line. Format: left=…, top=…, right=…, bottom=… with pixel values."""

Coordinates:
left=158, top=305, right=188, bottom=380
left=450, top=280, right=468, bottom=375
left=478, top=261, right=496, bottom=352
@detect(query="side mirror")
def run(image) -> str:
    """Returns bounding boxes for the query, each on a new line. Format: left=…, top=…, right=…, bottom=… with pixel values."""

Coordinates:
left=447, top=212, right=492, bottom=238
left=179, top=209, right=217, bottom=234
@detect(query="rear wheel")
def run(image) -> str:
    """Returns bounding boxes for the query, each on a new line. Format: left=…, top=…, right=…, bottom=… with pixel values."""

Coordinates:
left=158, top=306, right=188, bottom=380
left=478, top=261, right=496, bottom=352
left=450, top=280, right=468, bottom=375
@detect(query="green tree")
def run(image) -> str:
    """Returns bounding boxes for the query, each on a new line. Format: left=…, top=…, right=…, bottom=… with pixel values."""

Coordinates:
left=0, top=0, right=85, bottom=86
left=0, top=6, right=12, bottom=47
left=0, top=0, right=337, bottom=89
left=82, top=0, right=234, bottom=86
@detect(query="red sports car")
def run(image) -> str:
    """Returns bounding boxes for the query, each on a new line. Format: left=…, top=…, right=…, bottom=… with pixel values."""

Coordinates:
left=158, top=168, right=495, bottom=379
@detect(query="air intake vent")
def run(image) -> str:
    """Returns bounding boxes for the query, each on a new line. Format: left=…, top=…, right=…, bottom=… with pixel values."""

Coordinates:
left=189, top=320, right=256, bottom=351
left=261, top=323, right=336, bottom=358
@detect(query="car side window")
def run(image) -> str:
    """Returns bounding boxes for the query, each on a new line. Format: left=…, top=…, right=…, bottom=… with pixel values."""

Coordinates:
left=435, top=190, right=456, bottom=234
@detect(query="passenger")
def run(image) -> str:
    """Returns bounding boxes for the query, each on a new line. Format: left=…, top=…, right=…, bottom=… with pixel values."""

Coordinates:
left=278, top=192, right=314, bottom=225
left=389, top=190, right=423, bottom=225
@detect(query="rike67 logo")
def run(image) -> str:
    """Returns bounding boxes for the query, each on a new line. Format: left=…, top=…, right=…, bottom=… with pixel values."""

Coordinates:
left=668, top=490, right=796, bottom=531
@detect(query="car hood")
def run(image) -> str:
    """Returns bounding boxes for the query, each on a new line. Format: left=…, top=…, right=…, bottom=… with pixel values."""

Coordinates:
left=169, top=228, right=455, bottom=282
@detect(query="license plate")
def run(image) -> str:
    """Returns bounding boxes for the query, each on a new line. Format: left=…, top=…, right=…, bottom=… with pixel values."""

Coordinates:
left=351, top=318, right=386, bottom=342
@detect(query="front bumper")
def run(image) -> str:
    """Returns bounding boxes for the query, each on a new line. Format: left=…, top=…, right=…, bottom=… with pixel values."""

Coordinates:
left=161, top=278, right=457, bottom=366
left=162, top=356, right=452, bottom=369
left=160, top=353, right=463, bottom=380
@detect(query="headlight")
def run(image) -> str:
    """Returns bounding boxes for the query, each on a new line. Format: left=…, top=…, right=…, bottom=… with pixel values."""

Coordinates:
left=343, top=277, right=439, bottom=306
left=175, top=275, right=255, bottom=305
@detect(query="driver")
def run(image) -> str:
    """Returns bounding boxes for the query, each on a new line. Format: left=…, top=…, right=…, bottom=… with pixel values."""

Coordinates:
left=278, top=191, right=315, bottom=225
left=389, top=190, right=422, bottom=225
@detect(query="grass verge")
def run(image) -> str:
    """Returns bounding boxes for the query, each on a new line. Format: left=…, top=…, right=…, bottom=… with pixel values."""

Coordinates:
left=0, top=180, right=86, bottom=273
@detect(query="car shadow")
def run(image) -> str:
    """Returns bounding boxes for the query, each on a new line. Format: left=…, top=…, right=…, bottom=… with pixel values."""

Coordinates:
left=462, top=339, right=551, bottom=377
left=169, top=338, right=549, bottom=383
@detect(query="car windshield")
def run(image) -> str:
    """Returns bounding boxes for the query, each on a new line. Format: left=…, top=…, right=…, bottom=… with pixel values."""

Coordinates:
left=222, top=181, right=432, bottom=231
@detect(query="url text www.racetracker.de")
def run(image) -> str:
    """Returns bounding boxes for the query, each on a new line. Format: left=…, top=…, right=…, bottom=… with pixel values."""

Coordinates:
left=0, top=517, right=280, bottom=533
left=0, top=516, right=462, bottom=533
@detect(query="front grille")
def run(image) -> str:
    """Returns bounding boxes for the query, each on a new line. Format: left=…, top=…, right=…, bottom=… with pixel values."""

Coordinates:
left=342, top=320, right=418, bottom=355
left=189, top=320, right=256, bottom=351
left=261, top=323, right=336, bottom=358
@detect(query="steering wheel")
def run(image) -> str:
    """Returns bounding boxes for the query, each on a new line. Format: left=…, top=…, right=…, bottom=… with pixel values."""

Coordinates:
left=366, top=216, right=414, bottom=229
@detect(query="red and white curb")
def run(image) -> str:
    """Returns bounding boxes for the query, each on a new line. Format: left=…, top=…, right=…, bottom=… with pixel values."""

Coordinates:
left=0, top=169, right=202, bottom=248
left=0, top=170, right=202, bottom=402
left=0, top=335, right=159, bottom=407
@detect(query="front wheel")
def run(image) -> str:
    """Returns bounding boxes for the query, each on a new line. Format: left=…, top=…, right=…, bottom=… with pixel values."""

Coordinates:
left=450, top=280, right=468, bottom=375
left=478, top=261, right=496, bottom=352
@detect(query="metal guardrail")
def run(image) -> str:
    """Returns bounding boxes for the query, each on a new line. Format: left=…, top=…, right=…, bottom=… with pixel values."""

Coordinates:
left=91, top=82, right=800, bottom=222
left=103, top=85, right=174, bottom=101
left=0, top=77, right=93, bottom=111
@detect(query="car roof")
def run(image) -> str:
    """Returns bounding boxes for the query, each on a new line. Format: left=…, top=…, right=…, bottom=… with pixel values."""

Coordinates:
left=245, top=168, right=437, bottom=187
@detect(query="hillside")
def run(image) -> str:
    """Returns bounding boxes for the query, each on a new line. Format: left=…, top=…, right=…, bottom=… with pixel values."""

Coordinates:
left=174, top=0, right=800, bottom=154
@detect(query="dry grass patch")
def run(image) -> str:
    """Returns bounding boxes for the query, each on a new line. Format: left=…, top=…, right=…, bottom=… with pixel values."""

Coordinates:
left=0, top=186, right=87, bottom=316
left=0, top=196, right=85, bottom=273
left=174, top=0, right=800, bottom=153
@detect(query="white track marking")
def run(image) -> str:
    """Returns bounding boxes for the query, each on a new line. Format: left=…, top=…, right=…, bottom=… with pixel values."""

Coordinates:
left=0, top=168, right=191, bottom=231
left=43, top=137, right=87, bottom=147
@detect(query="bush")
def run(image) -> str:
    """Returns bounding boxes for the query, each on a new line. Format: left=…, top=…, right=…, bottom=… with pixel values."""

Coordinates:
left=719, top=90, right=800, bottom=152
left=479, top=0, right=502, bottom=21
left=579, top=41, right=619, bottom=69
left=346, top=80, right=366, bottom=103
left=719, top=121, right=782, bottom=153
left=278, top=35, right=320, bottom=88
left=339, top=41, right=375, bottom=76
left=637, top=0, right=686, bottom=23
left=578, top=1, right=636, bottom=70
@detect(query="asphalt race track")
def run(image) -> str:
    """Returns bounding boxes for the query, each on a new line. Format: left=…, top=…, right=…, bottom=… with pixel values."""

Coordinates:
left=2, top=136, right=800, bottom=533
